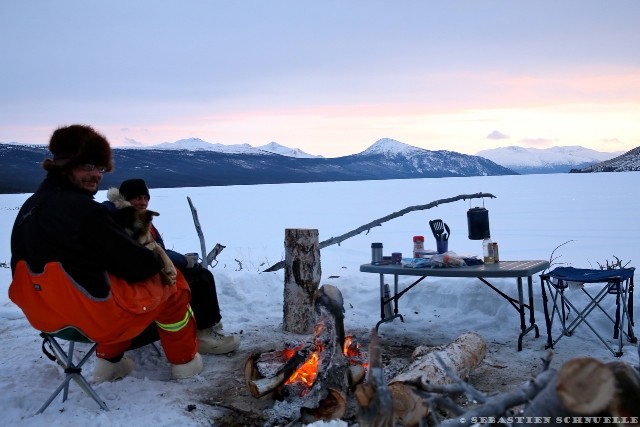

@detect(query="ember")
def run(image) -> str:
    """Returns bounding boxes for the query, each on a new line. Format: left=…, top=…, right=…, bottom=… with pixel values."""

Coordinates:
left=344, top=335, right=368, bottom=369
left=283, top=334, right=367, bottom=390
left=285, top=347, right=322, bottom=387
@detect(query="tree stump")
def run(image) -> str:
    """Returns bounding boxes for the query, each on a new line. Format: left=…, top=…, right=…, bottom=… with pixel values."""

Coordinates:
left=283, top=228, right=321, bottom=334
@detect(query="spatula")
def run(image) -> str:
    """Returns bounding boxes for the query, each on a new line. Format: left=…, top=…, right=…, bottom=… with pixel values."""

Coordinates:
left=429, top=219, right=445, bottom=241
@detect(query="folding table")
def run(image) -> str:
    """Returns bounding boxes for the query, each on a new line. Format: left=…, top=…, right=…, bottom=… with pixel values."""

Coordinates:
left=540, top=267, right=636, bottom=357
left=360, top=260, right=549, bottom=351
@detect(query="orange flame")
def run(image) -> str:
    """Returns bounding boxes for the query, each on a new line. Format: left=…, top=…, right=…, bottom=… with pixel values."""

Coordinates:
left=285, top=348, right=322, bottom=386
left=344, top=335, right=369, bottom=369
left=284, top=335, right=368, bottom=389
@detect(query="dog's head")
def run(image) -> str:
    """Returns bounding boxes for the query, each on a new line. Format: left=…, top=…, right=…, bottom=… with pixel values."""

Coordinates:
left=113, top=205, right=160, bottom=245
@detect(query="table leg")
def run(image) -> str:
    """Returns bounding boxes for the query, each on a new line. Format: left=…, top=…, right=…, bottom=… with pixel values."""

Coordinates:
left=378, top=273, right=385, bottom=321
left=517, top=277, right=526, bottom=333
left=393, top=275, right=399, bottom=315
left=516, top=276, right=539, bottom=351
left=375, top=273, right=405, bottom=331
left=528, top=275, right=539, bottom=338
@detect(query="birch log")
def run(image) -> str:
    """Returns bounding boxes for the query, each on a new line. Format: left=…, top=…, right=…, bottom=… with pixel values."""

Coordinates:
left=282, top=228, right=321, bottom=334
left=388, top=331, right=487, bottom=426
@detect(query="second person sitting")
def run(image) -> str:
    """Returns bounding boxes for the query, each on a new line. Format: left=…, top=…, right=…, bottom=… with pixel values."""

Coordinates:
left=107, top=178, right=241, bottom=355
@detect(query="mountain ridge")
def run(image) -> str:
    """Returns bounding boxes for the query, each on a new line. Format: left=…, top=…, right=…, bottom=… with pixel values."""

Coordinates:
left=476, top=145, right=622, bottom=174
left=572, top=146, right=640, bottom=173
left=1, top=138, right=633, bottom=194
left=0, top=138, right=514, bottom=194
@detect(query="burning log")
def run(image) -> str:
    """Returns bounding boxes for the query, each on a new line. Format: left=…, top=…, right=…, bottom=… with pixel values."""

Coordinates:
left=299, top=284, right=349, bottom=422
left=245, top=345, right=313, bottom=398
left=388, top=331, right=486, bottom=426
left=244, top=284, right=368, bottom=423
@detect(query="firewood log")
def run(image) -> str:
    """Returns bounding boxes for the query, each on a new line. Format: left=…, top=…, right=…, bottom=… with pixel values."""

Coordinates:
left=355, top=328, right=395, bottom=427
left=606, top=361, right=640, bottom=419
left=388, top=331, right=487, bottom=426
left=522, top=357, right=616, bottom=420
left=245, top=346, right=312, bottom=398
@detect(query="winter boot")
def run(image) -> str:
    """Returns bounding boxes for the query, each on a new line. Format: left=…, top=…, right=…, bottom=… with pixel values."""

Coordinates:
left=197, top=328, right=240, bottom=355
left=93, top=356, right=134, bottom=384
left=213, top=321, right=223, bottom=331
left=171, top=353, right=204, bottom=380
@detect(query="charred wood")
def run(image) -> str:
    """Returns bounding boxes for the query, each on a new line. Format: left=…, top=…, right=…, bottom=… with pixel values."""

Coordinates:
left=355, top=328, right=395, bottom=427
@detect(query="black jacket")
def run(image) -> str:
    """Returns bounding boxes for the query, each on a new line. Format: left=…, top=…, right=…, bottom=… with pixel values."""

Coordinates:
left=11, top=174, right=165, bottom=298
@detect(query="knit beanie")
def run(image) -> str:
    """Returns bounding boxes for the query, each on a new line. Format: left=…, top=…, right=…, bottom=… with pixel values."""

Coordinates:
left=42, top=124, right=113, bottom=173
left=119, top=178, right=150, bottom=201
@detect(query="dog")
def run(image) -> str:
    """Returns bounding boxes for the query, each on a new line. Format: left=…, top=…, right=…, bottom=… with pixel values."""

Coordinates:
left=107, top=188, right=177, bottom=285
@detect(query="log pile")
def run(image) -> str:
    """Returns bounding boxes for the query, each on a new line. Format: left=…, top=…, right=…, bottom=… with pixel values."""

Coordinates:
left=245, top=274, right=639, bottom=426
left=244, top=284, right=366, bottom=423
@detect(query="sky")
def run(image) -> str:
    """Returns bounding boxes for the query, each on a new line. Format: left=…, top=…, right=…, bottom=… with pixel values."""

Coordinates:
left=1, top=173, right=639, bottom=425
left=1, top=1, right=640, bottom=157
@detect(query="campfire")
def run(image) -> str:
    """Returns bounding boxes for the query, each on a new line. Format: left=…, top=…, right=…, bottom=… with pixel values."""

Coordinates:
left=244, top=285, right=368, bottom=422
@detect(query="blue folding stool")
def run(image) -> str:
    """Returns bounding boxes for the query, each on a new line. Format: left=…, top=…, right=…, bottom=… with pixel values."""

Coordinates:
left=540, top=267, right=636, bottom=357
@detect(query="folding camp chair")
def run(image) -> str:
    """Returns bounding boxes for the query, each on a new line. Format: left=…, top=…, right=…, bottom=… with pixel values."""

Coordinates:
left=540, top=267, right=636, bottom=357
left=36, top=326, right=162, bottom=414
left=37, top=327, right=108, bottom=414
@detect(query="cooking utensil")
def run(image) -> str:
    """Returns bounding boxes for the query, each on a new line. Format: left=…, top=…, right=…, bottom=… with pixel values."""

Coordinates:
left=429, top=219, right=445, bottom=241
left=442, top=223, right=450, bottom=241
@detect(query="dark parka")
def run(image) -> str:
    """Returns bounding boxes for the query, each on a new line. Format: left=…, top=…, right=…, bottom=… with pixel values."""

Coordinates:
left=11, top=174, right=165, bottom=298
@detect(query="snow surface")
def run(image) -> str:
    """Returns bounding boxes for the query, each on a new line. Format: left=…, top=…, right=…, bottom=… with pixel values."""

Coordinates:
left=1, top=172, right=639, bottom=426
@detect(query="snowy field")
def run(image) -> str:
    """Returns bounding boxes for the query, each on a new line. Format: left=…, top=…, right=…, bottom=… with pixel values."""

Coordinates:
left=1, top=172, right=639, bottom=426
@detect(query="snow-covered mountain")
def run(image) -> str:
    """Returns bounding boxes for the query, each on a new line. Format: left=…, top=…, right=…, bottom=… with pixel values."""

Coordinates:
left=476, top=146, right=622, bottom=174
left=150, top=138, right=258, bottom=154
left=256, top=142, right=322, bottom=158
left=354, top=138, right=513, bottom=177
left=150, top=138, right=321, bottom=158
left=0, top=138, right=514, bottom=193
left=574, top=146, right=640, bottom=172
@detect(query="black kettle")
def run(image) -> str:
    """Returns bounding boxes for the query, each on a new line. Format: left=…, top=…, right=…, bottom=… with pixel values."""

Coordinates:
left=467, top=207, right=490, bottom=240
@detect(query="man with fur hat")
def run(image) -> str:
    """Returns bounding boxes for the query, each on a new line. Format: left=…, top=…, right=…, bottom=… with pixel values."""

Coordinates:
left=114, top=178, right=240, bottom=354
left=9, top=124, right=205, bottom=383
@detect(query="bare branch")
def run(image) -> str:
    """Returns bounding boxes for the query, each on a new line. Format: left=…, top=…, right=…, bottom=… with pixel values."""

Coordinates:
left=264, top=192, right=496, bottom=272
left=438, top=369, right=557, bottom=426
left=187, top=196, right=208, bottom=269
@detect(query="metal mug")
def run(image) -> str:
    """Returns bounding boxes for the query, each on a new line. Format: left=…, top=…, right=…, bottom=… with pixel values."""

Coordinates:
left=184, top=252, right=199, bottom=268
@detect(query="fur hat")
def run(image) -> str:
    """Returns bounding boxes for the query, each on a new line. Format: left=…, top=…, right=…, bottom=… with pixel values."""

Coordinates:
left=119, top=178, right=150, bottom=201
left=42, top=124, right=113, bottom=173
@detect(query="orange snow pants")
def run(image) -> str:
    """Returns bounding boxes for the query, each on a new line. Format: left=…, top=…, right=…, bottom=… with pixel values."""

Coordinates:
left=9, top=260, right=197, bottom=365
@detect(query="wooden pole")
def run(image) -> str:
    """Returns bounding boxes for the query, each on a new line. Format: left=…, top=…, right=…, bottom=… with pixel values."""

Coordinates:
left=282, top=228, right=321, bottom=334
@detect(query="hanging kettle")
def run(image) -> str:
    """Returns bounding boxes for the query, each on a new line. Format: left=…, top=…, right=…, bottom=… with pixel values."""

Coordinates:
left=467, top=207, right=490, bottom=240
